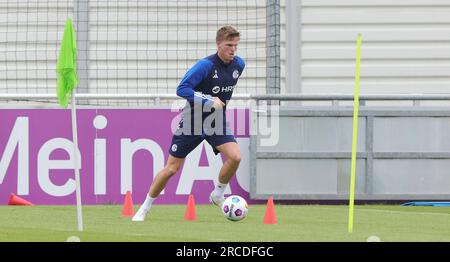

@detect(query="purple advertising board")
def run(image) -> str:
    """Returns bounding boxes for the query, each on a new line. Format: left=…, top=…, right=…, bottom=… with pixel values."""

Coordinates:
left=0, top=109, right=250, bottom=205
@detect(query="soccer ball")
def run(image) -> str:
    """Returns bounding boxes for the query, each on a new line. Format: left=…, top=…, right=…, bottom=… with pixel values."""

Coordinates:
left=222, top=195, right=248, bottom=221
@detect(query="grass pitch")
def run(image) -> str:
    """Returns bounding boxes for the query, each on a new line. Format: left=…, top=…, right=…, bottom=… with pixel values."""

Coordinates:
left=1, top=204, right=449, bottom=242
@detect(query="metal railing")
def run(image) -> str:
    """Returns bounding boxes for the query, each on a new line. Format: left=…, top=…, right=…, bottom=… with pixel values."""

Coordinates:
left=2, top=93, right=450, bottom=101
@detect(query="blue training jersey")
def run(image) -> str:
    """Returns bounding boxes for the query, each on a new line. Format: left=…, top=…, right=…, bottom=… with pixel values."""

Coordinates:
left=176, top=53, right=245, bottom=134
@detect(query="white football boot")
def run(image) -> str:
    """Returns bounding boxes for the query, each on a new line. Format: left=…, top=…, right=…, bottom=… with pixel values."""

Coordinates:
left=209, top=193, right=225, bottom=207
left=132, top=207, right=149, bottom=222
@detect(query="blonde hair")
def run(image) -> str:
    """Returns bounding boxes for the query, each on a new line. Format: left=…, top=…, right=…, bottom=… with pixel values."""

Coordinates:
left=216, top=25, right=240, bottom=43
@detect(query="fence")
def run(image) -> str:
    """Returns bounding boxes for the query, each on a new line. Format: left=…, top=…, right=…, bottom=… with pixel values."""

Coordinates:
left=0, top=0, right=281, bottom=106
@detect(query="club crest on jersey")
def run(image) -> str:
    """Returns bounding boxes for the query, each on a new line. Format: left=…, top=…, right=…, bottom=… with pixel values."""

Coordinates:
left=213, top=70, right=218, bottom=79
left=232, top=70, right=239, bottom=79
left=212, top=86, right=220, bottom=94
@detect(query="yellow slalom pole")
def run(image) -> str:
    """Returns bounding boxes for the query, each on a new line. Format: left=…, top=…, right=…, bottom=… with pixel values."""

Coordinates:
left=348, top=34, right=362, bottom=233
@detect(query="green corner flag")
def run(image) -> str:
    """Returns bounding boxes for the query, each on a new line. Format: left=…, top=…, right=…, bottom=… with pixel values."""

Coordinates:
left=56, top=18, right=78, bottom=108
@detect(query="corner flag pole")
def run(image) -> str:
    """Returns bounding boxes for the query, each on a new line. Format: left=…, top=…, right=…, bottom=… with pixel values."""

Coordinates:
left=71, top=92, right=83, bottom=232
left=348, top=34, right=362, bottom=233
left=56, top=18, right=83, bottom=232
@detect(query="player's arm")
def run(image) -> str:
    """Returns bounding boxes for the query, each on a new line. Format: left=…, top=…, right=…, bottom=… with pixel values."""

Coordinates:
left=176, top=60, right=223, bottom=109
left=236, top=56, right=246, bottom=72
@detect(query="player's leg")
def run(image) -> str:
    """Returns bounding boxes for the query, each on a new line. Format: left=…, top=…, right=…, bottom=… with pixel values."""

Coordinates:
left=132, top=155, right=185, bottom=222
left=132, top=134, right=203, bottom=222
left=149, top=155, right=185, bottom=198
left=216, top=141, right=241, bottom=185
left=207, top=136, right=241, bottom=206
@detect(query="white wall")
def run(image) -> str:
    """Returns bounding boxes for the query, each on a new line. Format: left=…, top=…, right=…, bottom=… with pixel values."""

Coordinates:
left=285, top=0, right=450, bottom=95
left=0, top=0, right=72, bottom=94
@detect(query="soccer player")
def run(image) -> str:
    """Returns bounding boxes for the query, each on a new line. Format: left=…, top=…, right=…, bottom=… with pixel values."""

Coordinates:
left=132, top=26, right=245, bottom=221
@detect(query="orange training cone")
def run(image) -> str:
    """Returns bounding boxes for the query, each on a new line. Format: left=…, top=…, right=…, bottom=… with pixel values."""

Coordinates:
left=8, top=193, right=34, bottom=206
left=184, top=194, right=197, bottom=221
left=122, top=191, right=134, bottom=217
left=263, top=196, right=277, bottom=224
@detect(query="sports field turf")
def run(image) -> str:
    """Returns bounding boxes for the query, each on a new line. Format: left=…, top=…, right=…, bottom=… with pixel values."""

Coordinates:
left=1, top=205, right=449, bottom=242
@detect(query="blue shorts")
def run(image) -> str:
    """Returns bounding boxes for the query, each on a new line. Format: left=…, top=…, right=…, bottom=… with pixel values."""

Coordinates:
left=169, top=133, right=237, bottom=158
